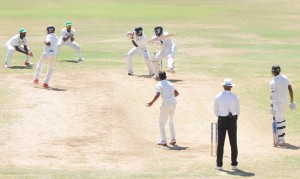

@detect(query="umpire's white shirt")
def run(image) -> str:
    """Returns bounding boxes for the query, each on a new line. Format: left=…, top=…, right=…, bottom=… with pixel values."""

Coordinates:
left=58, top=28, right=76, bottom=43
left=214, top=90, right=240, bottom=117
left=44, top=33, right=58, bottom=54
left=156, top=80, right=177, bottom=106
left=6, top=34, right=28, bottom=46
left=270, top=74, right=291, bottom=104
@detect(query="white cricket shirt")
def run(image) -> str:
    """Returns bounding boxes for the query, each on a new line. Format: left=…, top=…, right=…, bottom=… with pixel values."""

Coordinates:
left=133, top=31, right=147, bottom=48
left=156, top=80, right=177, bottom=106
left=44, top=33, right=58, bottom=53
left=59, top=28, right=76, bottom=43
left=270, top=74, right=291, bottom=103
left=214, top=90, right=240, bottom=117
left=6, top=34, right=28, bottom=46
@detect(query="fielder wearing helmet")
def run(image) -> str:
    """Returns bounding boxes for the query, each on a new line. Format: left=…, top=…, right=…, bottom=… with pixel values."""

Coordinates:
left=134, top=27, right=143, bottom=37
left=46, top=26, right=55, bottom=34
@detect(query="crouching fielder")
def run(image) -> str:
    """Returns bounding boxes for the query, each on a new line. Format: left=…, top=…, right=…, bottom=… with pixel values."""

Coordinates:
left=125, top=27, right=153, bottom=76
left=149, top=26, right=177, bottom=79
left=34, top=26, right=58, bottom=88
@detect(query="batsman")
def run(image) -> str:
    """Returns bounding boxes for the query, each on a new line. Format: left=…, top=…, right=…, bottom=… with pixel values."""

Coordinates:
left=269, top=65, right=296, bottom=146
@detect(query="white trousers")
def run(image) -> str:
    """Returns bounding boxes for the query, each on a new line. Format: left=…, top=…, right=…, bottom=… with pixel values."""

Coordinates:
left=159, top=104, right=176, bottom=141
left=274, top=102, right=286, bottom=141
left=56, top=41, right=82, bottom=59
left=125, top=47, right=152, bottom=74
left=155, top=44, right=177, bottom=69
left=34, top=52, right=56, bottom=84
left=4, top=44, right=30, bottom=65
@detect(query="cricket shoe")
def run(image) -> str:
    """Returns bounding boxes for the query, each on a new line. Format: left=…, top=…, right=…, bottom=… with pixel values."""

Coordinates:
left=215, top=166, right=222, bottom=170
left=3, top=63, right=8, bottom=68
left=42, top=83, right=50, bottom=88
left=232, top=166, right=238, bottom=170
left=278, top=139, right=286, bottom=146
left=25, top=61, right=34, bottom=67
left=166, top=68, right=176, bottom=74
left=33, top=79, right=39, bottom=84
left=128, top=73, right=134, bottom=76
left=170, top=139, right=176, bottom=145
left=157, top=140, right=167, bottom=147
left=77, top=57, right=85, bottom=62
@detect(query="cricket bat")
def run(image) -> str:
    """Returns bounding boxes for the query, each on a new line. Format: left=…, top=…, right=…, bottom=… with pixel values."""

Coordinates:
left=272, top=117, right=279, bottom=147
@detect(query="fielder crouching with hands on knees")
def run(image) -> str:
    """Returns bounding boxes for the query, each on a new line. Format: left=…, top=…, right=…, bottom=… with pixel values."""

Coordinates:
left=147, top=71, right=179, bottom=146
left=214, top=79, right=240, bottom=170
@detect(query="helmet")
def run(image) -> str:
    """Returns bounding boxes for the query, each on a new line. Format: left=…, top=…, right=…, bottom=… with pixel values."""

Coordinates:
left=47, top=26, right=55, bottom=34
left=134, top=27, right=143, bottom=34
left=271, top=65, right=281, bottom=73
left=154, top=26, right=163, bottom=36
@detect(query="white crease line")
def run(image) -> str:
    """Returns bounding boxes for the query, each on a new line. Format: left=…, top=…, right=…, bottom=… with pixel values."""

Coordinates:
left=152, top=149, right=163, bottom=166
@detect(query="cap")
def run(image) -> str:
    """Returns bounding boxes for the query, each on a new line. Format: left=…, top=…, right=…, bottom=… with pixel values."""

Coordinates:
left=221, top=79, right=235, bottom=87
left=19, top=28, right=26, bottom=33
left=66, top=21, right=72, bottom=27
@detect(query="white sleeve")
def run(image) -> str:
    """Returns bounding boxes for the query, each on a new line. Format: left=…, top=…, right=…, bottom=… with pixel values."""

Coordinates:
left=71, top=29, right=76, bottom=37
left=23, top=37, right=28, bottom=46
left=45, top=35, right=51, bottom=43
left=156, top=83, right=161, bottom=94
left=270, top=81, right=277, bottom=104
left=214, top=96, right=219, bottom=117
left=236, top=97, right=240, bottom=116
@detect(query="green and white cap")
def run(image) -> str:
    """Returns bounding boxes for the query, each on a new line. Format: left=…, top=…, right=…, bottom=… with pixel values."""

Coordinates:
left=19, top=28, right=26, bottom=33
left=66, top=21, right=72, bottom=27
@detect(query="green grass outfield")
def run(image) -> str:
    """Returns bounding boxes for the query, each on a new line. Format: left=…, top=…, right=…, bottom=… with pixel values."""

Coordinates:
left=0, top=0, right=300, bottom=178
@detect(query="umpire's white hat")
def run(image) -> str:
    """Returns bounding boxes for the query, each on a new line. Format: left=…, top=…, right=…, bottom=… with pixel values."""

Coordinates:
left=221, top=79, right=235, bottom=87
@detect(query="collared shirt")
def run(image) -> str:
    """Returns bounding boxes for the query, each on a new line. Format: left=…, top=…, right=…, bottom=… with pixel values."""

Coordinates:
left=6, top=34, right=28, bottom=46
left=156, top=80, right=177, bottom=106
left=214, top=90, right=240, bottom=117
left=270, top=74, right=291, bottom=104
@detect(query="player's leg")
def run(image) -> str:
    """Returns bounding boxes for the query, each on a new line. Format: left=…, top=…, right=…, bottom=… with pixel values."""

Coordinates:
left=151, top=50, right=165, bottom=79
left=43, top=55, right=56, bottom=87
left=56, top=41, right=63, bottom=58
left=69, top=41, right=84, bottom=61
left=216, top=117, right=227, bottom=168
left=125, top=47, right=138, bottom=75
left=227, top=117, right=238, bottom=167
left=4, top=44, right=15, bottom=67
left=34, top=53, right=46, bottom=83
left=275, top=103, right=286, bottom=144
left=140, top=48, right=153, bottom=75
left=166, top=44, right=177, bottom=73
left=158, top=106, right=168, bottom=144
left=168, top=105, right=176, bottom=144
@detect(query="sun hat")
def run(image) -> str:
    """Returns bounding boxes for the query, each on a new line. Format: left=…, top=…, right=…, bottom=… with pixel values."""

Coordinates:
left=221, top=79, right=235, bottom=87
left=66, top=21, right=72, bottom=27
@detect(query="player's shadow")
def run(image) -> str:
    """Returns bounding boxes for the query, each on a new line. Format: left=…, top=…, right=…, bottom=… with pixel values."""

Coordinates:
left=168, top=79, right=183, bottom=83
left=221, top=169, right=255, bottom=177
left=162, top=145, right=189, bottom=151
left=9, top=66, right=33, bottom=69
left=277, top=143, right=300, bottom=150
left=46, top=87, right=67, bottom=91
left=137, top=74, right=154, bottom=78
left=61, top=60, right=78, bottom=63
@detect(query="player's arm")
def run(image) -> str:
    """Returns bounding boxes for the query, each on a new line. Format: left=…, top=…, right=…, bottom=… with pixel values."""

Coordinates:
left=174, top=89, right=179, bottom=97
left=70, top=34, right=74, bottom=42
left=131, top=40, right=138, bottom=47
left=15, top=45, right=32, bottom=56
left=288, top=85, right=294, bottom=102
left=44, top=41, right=51, bottom=46
left=147, top=92, right=160, bottom=107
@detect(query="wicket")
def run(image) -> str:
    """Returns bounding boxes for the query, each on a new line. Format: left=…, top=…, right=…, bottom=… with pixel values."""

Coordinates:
left=210, top=122, right=218, bottom=156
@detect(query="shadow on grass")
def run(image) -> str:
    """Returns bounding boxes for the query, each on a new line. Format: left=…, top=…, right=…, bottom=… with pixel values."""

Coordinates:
left=9, top=66, right=33, bottom=69
left=61, top=60, right=79, bottom=63
left=137, top=74, right=154, bottom=78
left=168, top=79, right=183, bottom=83
left=277, top=143, right=300, bottom=150
left=220, top=169, right=255, bottom=177
left=46, top=87, right=67, bottom=91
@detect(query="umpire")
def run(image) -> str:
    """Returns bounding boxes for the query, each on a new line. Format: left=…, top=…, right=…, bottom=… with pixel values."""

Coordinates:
left=214, top=79, right=240, bottom=170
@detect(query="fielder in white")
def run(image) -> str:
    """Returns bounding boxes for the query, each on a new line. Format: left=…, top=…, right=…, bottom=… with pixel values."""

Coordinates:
left=56, top=21, right=84, bottom=62
left=270, top=65, right=296, bottom=145
left=3, top=28, right=34, bottom=68
left=34, top=26, right=58, bottom=88
left=125, top=27, right=153, bottom=76
left=149, top=26, right=177, bottom=79
left=147, top=71, right=179, bottom=146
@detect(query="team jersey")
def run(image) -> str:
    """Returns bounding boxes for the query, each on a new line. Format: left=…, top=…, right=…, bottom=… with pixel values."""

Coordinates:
left=59, top=28, right=76, bottom=43
left=156, top=80, right=177, bottom=106
left=6, top=34, right=28, bottom=46
left=151, top=32, right=174, bottom=48
left=44, top=33, right=58, bottom=53
left=270, top=74, right=291, bottom=103
left=133, top=31, right=147, bottom=48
